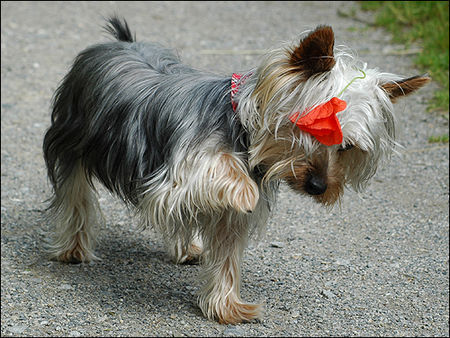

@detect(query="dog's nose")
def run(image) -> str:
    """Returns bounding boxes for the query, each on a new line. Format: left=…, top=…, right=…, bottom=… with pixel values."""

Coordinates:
left=304, top=175, right=327, bottom=195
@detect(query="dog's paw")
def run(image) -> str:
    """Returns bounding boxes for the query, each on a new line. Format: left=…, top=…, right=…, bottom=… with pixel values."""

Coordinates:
left=199, top=294, right=263, bottom=324
left=48, top=232, right=99, bottom=264
left=171, top=242, right=203, bottom=265
left=170, top=234, right=203, bottom=264
left=211, top=153, right=259, bottom=213
left=217, top=301, right=263, bottom=324
left=227, top=174, right=259, bottom=213
left=51, top=244, right=99, bottom=264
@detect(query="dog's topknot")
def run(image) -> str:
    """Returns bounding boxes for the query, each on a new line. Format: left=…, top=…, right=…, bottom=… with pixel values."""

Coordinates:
left=104, top=16, right=135, bottom=42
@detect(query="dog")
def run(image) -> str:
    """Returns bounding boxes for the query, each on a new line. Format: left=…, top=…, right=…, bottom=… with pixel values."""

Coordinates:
left=43, top=17, right=430, bottom=324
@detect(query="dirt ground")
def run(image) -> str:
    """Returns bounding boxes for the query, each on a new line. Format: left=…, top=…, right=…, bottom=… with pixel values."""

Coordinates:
left=1, top=1, right=448, bottom=336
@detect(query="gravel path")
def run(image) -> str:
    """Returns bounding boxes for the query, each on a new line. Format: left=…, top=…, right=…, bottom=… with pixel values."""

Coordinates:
left=1, top=1, right=448, bottom=336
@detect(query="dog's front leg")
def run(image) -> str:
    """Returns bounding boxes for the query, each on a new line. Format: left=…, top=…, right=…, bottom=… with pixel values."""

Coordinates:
left=208, top=152, right=259, bottom=214
left=198, top=214, right=262, bottom=324
left=171, top=151, right=258, bottom=266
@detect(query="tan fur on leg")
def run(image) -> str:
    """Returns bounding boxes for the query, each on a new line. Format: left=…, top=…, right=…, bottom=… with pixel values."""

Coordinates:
left=46, top=163, right=101, bottom=263
left=198, top=214, right=262, bottom=324
left=169, top=229, right=203, bottom=264
left=210, top=153, right=259, bottom=213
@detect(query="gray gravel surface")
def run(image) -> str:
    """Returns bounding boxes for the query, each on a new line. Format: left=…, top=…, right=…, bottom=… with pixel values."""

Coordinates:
left=1, top=1, right=448, bottom=336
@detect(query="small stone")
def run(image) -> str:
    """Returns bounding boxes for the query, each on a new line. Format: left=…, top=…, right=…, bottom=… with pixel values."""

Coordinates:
left=58, top=284, right=73, bottom=290
left=335, top=258, right=350, bottom=266
left=270, top=241, right=284, bottom=248
left=69, top=330, right=82, bottom=337
left=8, top=325, right=26, bottom=334
left=223, top=325, right=246, bottom=336
left=321, top=289, right=336, bottom=299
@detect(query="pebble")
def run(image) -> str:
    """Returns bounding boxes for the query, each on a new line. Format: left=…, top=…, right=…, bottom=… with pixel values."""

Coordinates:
left=335, top=258, right=351, bottom=267
left=321, top=289, right=336, bottom=299
left=57, top=284, right=73, bottom=290
left=222, top=325, right=246, bottom=337
left=68, top=330, right=82, bottom=337
left=291, top=310, right=300, bottom=318
left=8, top=325, right=27, bottom=334
left=270, top=241, right=284, bottom=248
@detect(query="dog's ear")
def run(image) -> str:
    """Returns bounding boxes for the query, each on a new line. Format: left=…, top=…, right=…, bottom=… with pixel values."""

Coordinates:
left=289, top=25, right=336, bottom=76
left=381, top=75, right=431, bottom=102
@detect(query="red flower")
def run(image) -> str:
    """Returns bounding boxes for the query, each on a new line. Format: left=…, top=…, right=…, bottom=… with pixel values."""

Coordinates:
left=290, top=97, right=346, bottom=146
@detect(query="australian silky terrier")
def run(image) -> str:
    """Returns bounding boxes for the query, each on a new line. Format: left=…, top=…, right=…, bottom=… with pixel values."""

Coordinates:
left=43, top=17, right=430, bottom=324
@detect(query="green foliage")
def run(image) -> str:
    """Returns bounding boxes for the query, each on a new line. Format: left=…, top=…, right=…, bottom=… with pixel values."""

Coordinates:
left=360, top=1, right=449, bottom=112
left=428, top=134, right=449, bottom=143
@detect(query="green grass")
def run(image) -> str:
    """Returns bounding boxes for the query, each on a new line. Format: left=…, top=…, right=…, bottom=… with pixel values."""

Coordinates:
left=428, top=134, right=449, bottom=143
left=360, top=1, right=449, bottom=114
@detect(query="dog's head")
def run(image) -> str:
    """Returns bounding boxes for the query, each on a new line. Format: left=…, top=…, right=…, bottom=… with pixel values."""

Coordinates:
left=237, top=26, right=430, bottom=205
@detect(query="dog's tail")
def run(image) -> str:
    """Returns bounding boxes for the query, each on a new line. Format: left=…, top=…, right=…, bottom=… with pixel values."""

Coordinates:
left=104, top=15, right=135, bottom=42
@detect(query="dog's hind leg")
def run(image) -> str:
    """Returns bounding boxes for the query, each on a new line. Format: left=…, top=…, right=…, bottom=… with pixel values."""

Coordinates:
left=169, top=229, right=203, bottom=265
left=46, top=162, right=101, bottom=263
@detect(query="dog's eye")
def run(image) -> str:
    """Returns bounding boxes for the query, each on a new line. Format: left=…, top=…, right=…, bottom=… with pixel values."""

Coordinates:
left=338, top=144, right=354, bottom=152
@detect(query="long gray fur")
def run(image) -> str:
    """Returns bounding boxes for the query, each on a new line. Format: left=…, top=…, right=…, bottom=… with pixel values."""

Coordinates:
left=43, top=17, right=249, bottom=206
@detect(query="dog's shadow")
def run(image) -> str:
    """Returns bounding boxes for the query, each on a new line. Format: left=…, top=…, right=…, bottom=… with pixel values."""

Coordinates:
left=23, top=211, right=204, bottom=319
left=96, top=236, right=202, bottom=315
